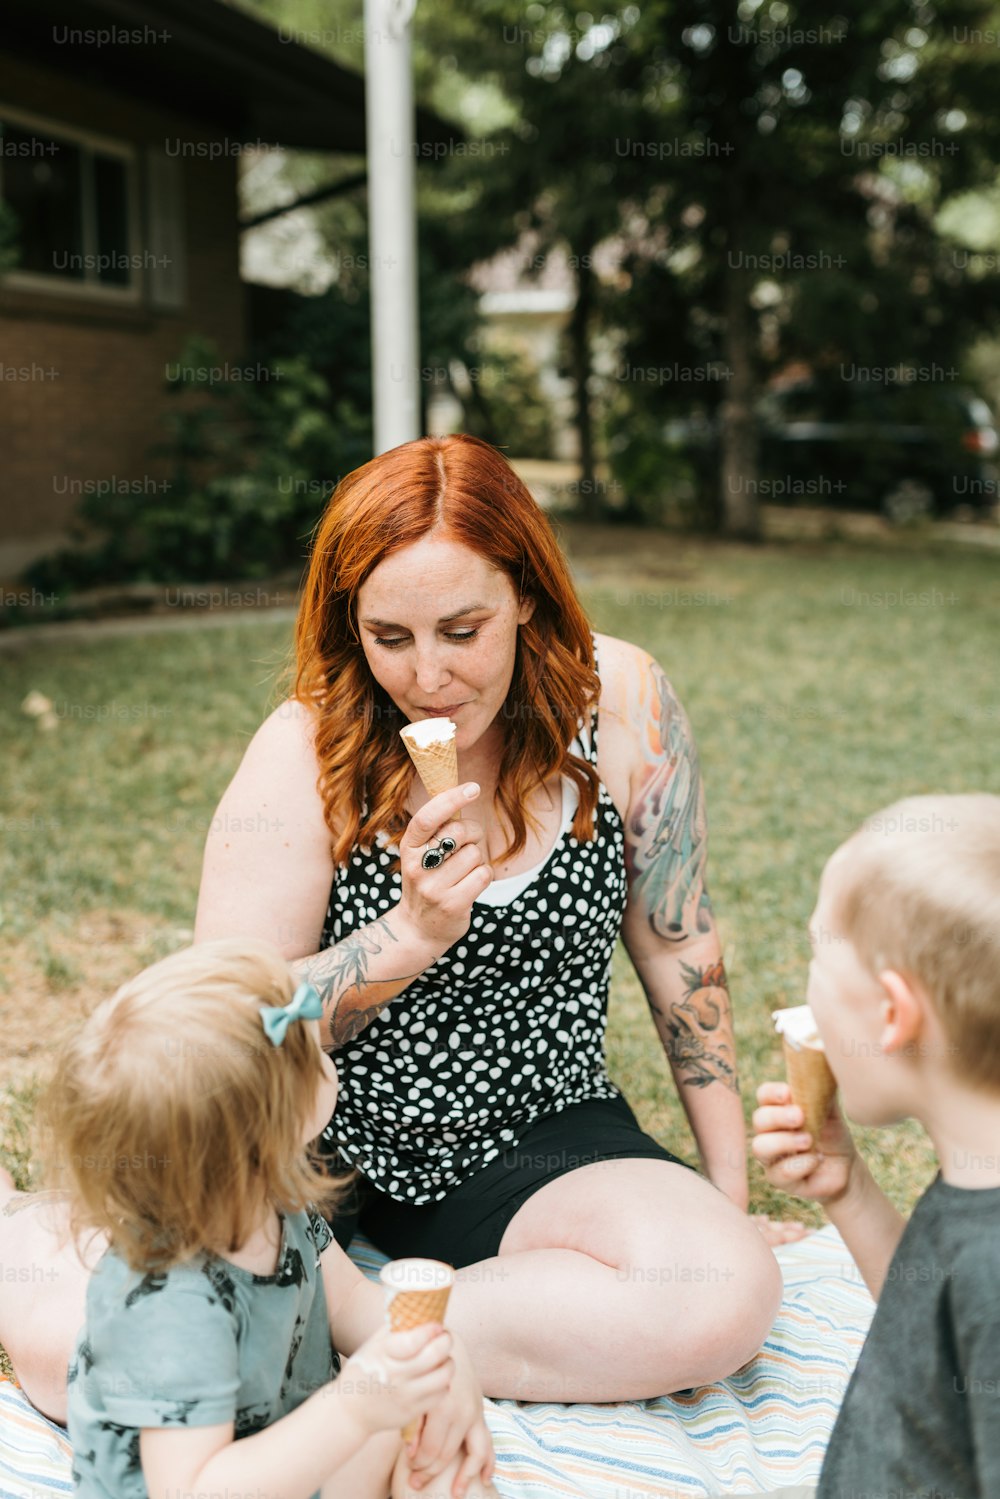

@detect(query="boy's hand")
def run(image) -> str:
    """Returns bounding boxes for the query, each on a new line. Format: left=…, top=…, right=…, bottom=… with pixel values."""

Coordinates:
left=340, top=1322, right=454, bottom=1438
left=752, top=1082, right=858, bottom=1206
left=404, top=1337, right=495, bottom=1497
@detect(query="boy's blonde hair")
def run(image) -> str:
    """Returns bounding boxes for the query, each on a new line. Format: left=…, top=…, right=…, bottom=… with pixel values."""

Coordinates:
left=38, top=938, right=350, bottom=1271
left=830, top=793, right=1000, bottom=1091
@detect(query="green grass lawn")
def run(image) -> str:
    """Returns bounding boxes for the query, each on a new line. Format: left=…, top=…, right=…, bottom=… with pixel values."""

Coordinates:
left=2, top=528, right=997, bottom=1226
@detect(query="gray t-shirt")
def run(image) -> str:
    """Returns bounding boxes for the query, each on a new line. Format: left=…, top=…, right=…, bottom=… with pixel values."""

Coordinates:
left=819, top=1173, right=1000, bottom=1499
left=67, top=1208, right=340, bottom=1499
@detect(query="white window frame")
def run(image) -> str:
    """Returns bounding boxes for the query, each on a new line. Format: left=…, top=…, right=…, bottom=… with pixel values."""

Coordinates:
left=0, top=102, right=142, bottom=304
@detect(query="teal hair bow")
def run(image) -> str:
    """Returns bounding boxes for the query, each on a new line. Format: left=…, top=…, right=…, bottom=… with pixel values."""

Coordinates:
left=260, top=981, right=324, bottom=1047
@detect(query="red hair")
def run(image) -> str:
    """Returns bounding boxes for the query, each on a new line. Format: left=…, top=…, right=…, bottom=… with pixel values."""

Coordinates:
left=290, top=434, right=600, bottom=867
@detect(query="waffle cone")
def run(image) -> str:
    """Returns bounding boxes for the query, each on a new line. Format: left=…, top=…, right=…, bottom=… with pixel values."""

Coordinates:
left=381, top=1262, right=454, bottom=1442
left=400, top=734, right=459, bottom=797
left=782, top=1036, right=837, bottom=1140
left=387, top=1285, right=453, bottom=1332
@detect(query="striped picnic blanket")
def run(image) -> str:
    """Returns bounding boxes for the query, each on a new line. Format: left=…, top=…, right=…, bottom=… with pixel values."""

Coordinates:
left=0, top=1225, right=871, bottom=1499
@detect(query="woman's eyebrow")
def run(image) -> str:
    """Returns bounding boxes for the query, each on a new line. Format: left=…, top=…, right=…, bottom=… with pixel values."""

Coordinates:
left=360, top=602, right=490, bottom=627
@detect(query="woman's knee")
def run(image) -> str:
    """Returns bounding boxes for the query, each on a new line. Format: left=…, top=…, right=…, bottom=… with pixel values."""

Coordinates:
left=617, top=1211, right=783, bottom=1388
left=683, top=1227, right=783, bottom=1383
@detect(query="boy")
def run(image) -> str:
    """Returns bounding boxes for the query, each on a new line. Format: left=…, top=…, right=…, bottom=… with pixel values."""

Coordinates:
left=752, top=793, right=1000, bottom=1498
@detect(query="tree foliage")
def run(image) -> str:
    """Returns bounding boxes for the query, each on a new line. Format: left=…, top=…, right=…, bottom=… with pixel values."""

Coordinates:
left=235, top=0, right=1000, bottom=533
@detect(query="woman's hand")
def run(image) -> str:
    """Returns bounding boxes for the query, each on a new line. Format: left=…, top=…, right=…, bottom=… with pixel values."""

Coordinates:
left=751, top=1082, right=859, bottom=1208
left=394, top=784, right=494, bottom=952
left=404, top=1337, right=494, bottom=1497
left=339, top=1323, right=454, bottom=1438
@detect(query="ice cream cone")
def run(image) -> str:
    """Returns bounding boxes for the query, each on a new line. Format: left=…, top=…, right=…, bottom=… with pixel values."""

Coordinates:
left=386, top=1284, right=453, bottom=1330
left=380, top=1259, right=454, bottom=1441
left=399, top=720, right=459, bottom=797
left=781, top=1035, right=837, bottom=1141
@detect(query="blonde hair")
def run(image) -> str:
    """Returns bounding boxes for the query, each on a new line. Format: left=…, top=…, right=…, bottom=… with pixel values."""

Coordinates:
left=830, top=793, right=1000, bottom=1091
left=38, top=939, right=349, bottom=1272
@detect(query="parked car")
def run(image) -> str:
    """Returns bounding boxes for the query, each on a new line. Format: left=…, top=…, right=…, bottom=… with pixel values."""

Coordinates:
left=756, top=380, right=999, bottom=522
left=658, top=380, right=999, bottom=523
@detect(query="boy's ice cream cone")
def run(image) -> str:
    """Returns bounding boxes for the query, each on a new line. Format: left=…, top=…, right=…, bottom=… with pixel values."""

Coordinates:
left=380, top=1259, right=455, bottom=1441
left=399, top=718, right=459, bottom=797
left=773, top=1004, right=837, bottom=1141
left=781, top=1035, right=837, bottom=1140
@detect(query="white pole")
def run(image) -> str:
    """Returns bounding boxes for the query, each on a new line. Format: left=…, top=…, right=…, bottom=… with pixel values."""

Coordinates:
left=364, top=0, right=420, bottom=453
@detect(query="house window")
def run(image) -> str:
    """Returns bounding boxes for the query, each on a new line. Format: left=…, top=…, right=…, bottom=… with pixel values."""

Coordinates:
left=0, top=109, right=139, bottom=299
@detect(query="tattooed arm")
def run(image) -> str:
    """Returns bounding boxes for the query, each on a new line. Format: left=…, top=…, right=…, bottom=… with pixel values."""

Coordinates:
left=613, top=643, right=748, bottom=1208
left=194, top=699, right=444, bottom=1050
left=290, top=915, right=443, bottom=1049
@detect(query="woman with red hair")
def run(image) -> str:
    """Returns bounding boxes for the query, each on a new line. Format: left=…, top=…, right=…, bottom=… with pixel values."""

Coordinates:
left=197, top=436, right=781, bottom=1404
left=0, top=435, right=783, bottom=1482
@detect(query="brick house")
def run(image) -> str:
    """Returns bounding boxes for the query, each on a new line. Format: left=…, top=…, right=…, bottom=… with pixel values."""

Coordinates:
left=0, top=0, right=452, bottom=581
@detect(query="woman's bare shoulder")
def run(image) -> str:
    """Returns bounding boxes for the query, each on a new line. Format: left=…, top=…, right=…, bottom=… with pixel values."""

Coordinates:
left=593, top=631, right=656, bottom=723
left=226, top=697, right=333, bottom=839
left=251, top=695, right=321, bottom=755
left=591, top=632, right=656, bottom=815
left=194, top=697, right=336, bottom=955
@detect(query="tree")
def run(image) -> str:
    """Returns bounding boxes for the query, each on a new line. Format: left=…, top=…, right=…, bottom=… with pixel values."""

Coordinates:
left=608, top=0, right=1000, bottom=534
left=236, top=0, right=1000, bottom=535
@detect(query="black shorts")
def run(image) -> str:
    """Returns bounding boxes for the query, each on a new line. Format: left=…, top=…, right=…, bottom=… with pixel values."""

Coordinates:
left=325, top=1093, right=694, bottom=1268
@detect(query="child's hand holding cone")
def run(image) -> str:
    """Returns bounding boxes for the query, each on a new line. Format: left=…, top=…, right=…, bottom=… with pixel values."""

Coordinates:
left=381, top=1260, right=455, bottom=1443
left=752, top=1080, right=859, bottom=1206
left=751, top=1007, right=859, bottom=1206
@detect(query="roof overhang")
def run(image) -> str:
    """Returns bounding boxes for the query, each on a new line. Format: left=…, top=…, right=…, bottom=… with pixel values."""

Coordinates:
left=2, top=0, right=461, bottom=154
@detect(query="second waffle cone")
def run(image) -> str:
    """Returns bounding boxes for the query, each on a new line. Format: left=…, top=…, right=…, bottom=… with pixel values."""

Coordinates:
left=386, top=1282, right=453, bottom=1442
left=782, top=1036, right=837, bottom=1141
left=387, top=1285, right=453, bottom=1332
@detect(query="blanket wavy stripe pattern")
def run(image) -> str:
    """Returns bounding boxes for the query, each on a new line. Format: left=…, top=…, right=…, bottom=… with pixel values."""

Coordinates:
left=0, top=1225, right=872, bottom=1499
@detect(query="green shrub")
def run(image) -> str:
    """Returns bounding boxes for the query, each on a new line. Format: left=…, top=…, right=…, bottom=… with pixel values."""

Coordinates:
left=452, top=335, right=555, bottom=459
left=25, top=336, right=367, bottom=592
left=604, top=400, right=717, bottom=529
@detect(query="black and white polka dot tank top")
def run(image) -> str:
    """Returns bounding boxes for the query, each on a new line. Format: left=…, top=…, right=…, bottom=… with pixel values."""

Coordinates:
left=319, top=644, right=628, bottom=1204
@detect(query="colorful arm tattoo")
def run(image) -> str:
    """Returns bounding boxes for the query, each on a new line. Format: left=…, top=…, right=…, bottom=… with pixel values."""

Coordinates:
left=624, top=658, right=712, bottom=945
left=647, top=958, right=739, bottom=1092
left=617, top=650, right=739, bottom=1094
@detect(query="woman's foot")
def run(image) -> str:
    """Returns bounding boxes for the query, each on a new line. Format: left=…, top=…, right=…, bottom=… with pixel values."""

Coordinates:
left=751, top=1213, right=816, bottom=1247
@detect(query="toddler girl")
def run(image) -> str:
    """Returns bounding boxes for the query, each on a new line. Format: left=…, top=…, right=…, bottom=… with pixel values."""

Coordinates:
left=39, top=937, right=496, bottom=1499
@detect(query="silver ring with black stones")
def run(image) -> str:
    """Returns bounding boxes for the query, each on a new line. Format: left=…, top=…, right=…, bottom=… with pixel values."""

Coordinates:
left=420, top=835, right=457, bottom=870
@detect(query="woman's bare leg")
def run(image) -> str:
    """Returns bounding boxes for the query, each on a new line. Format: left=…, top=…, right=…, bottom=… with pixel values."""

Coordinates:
left=0, top=1169, right=99, bottom=1424
left=1, top=1157, right=785, bottom=1417
left=443, top=1158, right=785, bottom=1402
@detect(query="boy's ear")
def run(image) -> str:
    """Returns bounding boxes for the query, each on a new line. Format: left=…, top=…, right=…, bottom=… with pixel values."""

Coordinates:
left=877, top=969, right=928, bottom=1059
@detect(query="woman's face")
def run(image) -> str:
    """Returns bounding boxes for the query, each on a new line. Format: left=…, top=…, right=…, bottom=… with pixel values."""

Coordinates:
left=356, top=533, right=534, bottom=752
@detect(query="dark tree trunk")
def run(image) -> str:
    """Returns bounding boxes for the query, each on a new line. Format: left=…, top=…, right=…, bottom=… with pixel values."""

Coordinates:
left=719, top=212, right=761, bottom=540
left=448, top=362, right=499, bottom=445
left=569, top=254, right=600, bottom=516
